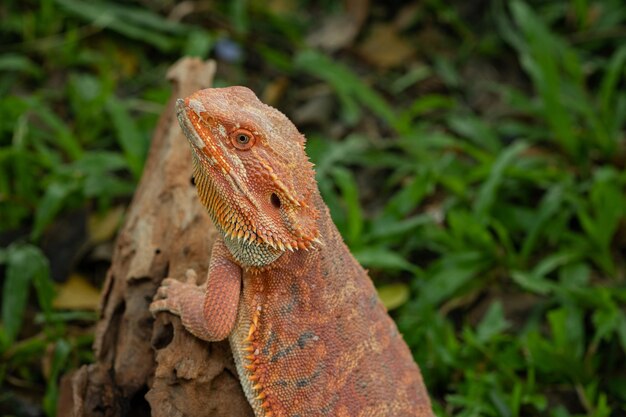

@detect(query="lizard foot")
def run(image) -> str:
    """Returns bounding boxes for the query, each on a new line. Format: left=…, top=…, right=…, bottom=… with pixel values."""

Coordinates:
left=149, top=269, right=203, bottom=317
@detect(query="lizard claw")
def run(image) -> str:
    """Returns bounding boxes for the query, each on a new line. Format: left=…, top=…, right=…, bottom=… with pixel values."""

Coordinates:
left=184, top=269, right=199, bottom=284
left=156, top=285, right=170, bottom=299
left=149, top=270, right=203, bottom=317
left=157, top=277, right=179, bottom=288
left=149, top=298, right=175, bottom=316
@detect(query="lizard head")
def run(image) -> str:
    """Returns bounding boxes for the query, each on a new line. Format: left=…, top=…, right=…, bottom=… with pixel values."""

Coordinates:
left=176, top=86, right=321, bottom=253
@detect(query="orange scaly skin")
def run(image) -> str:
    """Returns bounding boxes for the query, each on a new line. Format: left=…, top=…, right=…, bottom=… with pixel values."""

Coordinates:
left=150, top=87, right=433, bottom=417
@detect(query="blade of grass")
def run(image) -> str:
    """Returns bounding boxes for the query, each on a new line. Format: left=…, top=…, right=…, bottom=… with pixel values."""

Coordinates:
left=354, top=247, right=420, bottom=274
left=1, top=244, right=50, bottom=349
left=295, top=50, right=396, bottom=127
left=24, top=97, right=83, bottom=160
left=31, top=180, right=80, bottom=240
left=474, top=141, right=528, bottom=222
left=106, top=96, right=148, bottom=179
left=43, top=339, right=71, bottom=417
left=509, top=1, right=579, bottom=156
left=520, top=184, right=566, bottom=262
left=55, top=0, right=183, bottom=51
left=599, top=45, right=626, bottom=134
left=331, top=167, right=363, bottom=246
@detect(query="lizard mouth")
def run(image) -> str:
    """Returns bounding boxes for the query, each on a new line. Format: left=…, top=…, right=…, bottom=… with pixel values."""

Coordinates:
left=176, top=98, right=237, bottom=178
left=176, top=99, right=207, bottom=151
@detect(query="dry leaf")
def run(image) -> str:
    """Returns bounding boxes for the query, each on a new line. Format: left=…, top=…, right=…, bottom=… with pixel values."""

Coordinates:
left=88, top=206, right=125, bottom=244
left=53, top=273, right=101, bottom=310
left=307, top=14, right=361, bottom=52
left=357, top=23, right=415, bottom=69
left=306, top=0, right=369, bottom=51
left=394, top=2, right=422, bottom=31
left=377, top=283, right=410, bottom=311
left=292, top=93, right=333, bottom=126
left=267, top=0, right=297, bottom=15
left=262, top=77, right=289, bottom=107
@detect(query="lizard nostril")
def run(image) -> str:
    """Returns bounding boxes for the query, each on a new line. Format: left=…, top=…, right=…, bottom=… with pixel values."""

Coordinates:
left=270, top=193, right=281, bottom=209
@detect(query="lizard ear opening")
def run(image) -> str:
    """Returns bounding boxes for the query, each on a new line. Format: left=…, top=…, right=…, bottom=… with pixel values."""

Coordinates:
left=270, top=193, right=281, bottom=209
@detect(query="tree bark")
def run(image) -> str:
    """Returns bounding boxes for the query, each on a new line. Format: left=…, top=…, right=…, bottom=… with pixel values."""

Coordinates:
left=58, top=58, right=254, bottom=417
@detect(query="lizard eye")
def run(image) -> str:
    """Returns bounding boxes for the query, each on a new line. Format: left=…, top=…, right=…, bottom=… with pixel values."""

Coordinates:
left=230, top=128, right=256, bottom=150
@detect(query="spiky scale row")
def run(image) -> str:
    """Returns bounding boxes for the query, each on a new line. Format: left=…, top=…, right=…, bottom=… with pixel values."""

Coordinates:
left=244, top=306, right=273, bottom=417
left=196, top=155, right=321, bottom=253
left=220, top=215, right=319, bottom=253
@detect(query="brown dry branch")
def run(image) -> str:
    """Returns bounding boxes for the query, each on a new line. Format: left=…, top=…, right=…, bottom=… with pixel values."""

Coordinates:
left=57, top=58, right=254, bottom=417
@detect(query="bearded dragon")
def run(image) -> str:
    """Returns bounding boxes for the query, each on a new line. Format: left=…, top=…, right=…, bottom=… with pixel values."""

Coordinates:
left=150, top=86, right=433, bottom=417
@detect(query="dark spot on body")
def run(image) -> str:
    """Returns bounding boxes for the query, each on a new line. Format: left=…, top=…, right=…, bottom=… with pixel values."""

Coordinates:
left=320, top=393, right=340, bottom=414
left=262, top=331, right=277, bottom=356
left=295, top=366, right=322, bottom=388
left=270, top=344, right=294, bottom=363
left=279, top=283, right=299, bottom=314
left=297, top=331, right=316, bottom=349
left=190, top=176, right=196, bottom=186
left=269, top=331, right=317, bottom=363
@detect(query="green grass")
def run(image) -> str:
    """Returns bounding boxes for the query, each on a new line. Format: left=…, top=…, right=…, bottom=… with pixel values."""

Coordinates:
left=1, top=0, right=625, bottom=416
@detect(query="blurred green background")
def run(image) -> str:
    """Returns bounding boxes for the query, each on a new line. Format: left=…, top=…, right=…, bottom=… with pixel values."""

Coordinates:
left=1, top=0, right=625, bottom=416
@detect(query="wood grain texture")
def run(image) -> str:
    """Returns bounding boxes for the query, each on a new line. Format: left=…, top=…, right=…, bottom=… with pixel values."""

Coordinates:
left=57, top=58, right=254, bottom=417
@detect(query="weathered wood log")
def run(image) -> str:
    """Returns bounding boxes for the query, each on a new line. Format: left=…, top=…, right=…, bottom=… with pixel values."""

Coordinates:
left=58, top=58, right=254, bottom=417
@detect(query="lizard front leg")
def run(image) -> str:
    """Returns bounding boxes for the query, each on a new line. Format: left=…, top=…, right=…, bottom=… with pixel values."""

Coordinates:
left=150, top=238, right=241, bottom=341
